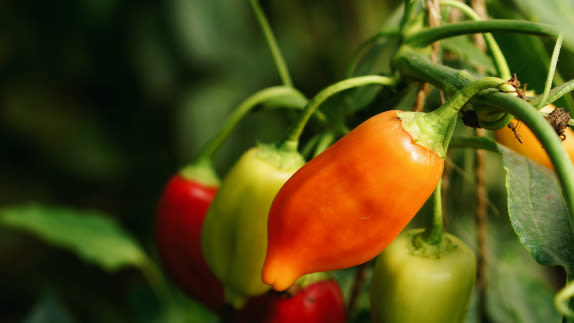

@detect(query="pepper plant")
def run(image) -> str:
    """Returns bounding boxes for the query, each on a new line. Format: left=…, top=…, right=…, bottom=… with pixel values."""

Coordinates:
left=2, top=0, right=574, bottom=322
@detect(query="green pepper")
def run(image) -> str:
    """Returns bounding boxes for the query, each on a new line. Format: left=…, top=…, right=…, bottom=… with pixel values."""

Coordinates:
left=201, top=144, right=304, bottom=308
left=370, top=228, right=476, bottom=323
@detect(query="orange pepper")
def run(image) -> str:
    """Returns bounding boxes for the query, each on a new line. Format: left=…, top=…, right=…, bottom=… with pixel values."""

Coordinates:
left=493, top=104, right=574, bottom=170
left=262, top=110, right=444, bottom=291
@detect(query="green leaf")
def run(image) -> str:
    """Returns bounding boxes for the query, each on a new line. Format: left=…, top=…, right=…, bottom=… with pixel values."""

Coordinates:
left=453, top=214, right=561, bottom=323
left=486, top=242, right=561, bottom=323
left=0, top=204, right=149, bottom=272
left=509, top=0, right=574, bottom=51
left=499, top=145, right=574, bottom=277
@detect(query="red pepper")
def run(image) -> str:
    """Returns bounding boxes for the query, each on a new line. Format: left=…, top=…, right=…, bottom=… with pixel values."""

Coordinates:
left=155, top=167, right=225, bottom=313
left=234, top=274, right=346, bottom=323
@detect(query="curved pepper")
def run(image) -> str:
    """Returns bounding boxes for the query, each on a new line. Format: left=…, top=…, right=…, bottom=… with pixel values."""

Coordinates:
left=370, top=228, right=476, bottom=323
left=155, top=167, right=225, bottom=313
left=262, top=110, right=444, bottom=291
left=494, top=104, right=574, bottom=170
left=201, top=145, right=304, bottom=308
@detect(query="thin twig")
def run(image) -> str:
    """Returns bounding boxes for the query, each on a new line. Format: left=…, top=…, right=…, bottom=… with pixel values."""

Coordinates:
left=414, top=82, right=429, bottom=112
left=475, top=129, right=489, bottom=322
left=347, top=262, right=369, bottom=321
left=471, top=1, right=489, bottom=321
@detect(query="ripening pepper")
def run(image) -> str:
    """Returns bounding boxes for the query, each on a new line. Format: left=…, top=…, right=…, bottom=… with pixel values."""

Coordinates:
left=262, top=110, right=445, bottom=291
left=370, top=228, right=476, bottom=323
left=493, top=104, right=574, bottom=170
left=201, top=144, right=305, bottom=308
left=155, top=163, right=225, bottom=313
left=234, top=273, right=346, bottom=323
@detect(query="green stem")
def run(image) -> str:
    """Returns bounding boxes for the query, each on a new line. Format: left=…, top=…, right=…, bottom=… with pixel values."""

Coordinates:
left=531, top=79, right=574, bottom=108
left=475, top=91, right=574, bottom=233
left=449, top=136, right=499, bottom=152
left=346, top=27, right=401, bottom=78
left=195, top=86, right=307, bottom=163
left=396, top=51, right=574, bottom=233
left=279, top=75, right=398, bottom=151
left=555, top=279, right=574, bottom=319
left=250, top=0, right=293, bottom=87
left=430, top=77, right=504, bottom=124
left=313, top=131, right=336, bottom=158
left=394, top=51, right=473, bottom=95
left=538, top=32, right=564, bottom=109
left=406, top=20, right=559, bottom=48
left=439, top=0, right=511, bottom=79
left=140, top=259, right=172, bottom=307
left=400, top=0, right=421, bottom=32
left=401, top=76, right=504, bottom=158
left=423, top=179, right=444, bottom=244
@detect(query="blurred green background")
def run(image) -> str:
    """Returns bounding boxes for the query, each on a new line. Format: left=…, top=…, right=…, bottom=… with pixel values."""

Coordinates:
left=1, top=0, right=574, bottom=322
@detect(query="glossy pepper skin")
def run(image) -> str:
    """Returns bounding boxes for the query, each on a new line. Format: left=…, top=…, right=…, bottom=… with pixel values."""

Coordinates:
left=494, top=104, right=574, bottom=170
left=202, top=146, right=304, bottom=308
left=234, top=274, right=346, bottom=323
left=370, top=229, right=476, bottom=323
left=155, top=173, right=225, bottom=313
left=262, top=110, right=444, bottom=291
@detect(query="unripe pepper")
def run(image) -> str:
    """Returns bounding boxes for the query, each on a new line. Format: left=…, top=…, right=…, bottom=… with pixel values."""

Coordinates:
left=494, top=104, right=574, bottom=170
left=155, top=164, right=224, bottom=312
left=234, top=273, right=346, bottom=323
left=201, top=144, right=305, bottom=308
left=370, top=228, right=476, bottom=323
left=262, top=110, right=444, bottom=291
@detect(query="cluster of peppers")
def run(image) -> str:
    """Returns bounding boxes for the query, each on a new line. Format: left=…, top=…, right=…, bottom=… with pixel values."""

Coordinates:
left=153, top=0, right=574, bottom=322
left=154, top=89, right=484, bottom=322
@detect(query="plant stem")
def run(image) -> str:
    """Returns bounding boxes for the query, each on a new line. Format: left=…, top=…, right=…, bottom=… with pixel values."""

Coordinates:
left=313, top=131, right=336, bottom=158
left=394, top=51, right=473, bottom=95
left=475, top=91, right=574, bottom=233
left=429, top=77, right=504, bottom=123
left=140, top=259, right=172, bottom=308
left=467, top=0, right=490, bottom=318
left=401, top=76, right=504, bottom=158
left=555, top=279, right=574, bottom=319
left=474, top=129, right=489, bottom=323
left=531, top=79, right=574, bottom=108
left=406, top=20, right=559, bottom=48
left=279, top=75, right=397, bottom=151
left=424, top=179, right=444, bottom=244
left=398, top=49, right=574, bottom=231
left=397, top=50, right=574, bottom=231
left=194, top=86, right=307, bottom=163
left=347, top=262, right=369, bottom=321
left=449, top=136, right=499, bottom=152
left=538, top=32, right=564, bottom=109
left=250, top=0, right=293, bottom=87
left=400, top=0, right=421, bottom=32
left=346, top=27, right=401, bottom=78
left=439, top=0, right=511, bottom=79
